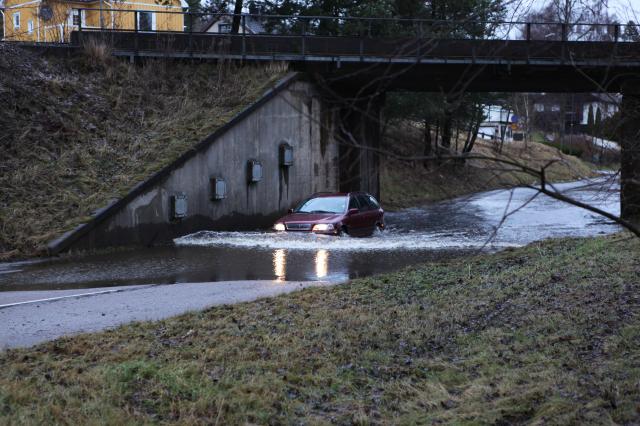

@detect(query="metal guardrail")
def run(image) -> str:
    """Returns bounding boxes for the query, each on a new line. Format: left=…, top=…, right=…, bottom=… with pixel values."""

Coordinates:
left=75, top=8, right=639, bottom=43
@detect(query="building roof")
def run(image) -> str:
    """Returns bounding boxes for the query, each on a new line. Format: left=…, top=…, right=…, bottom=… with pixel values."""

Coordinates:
left=531, top=92, right=621, bottom=105
left=198, top=14, right=266, bottom=34
left=588, top=92, right=622, bottom=104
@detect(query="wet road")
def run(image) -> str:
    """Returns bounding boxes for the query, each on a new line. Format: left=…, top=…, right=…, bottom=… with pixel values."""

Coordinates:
left=0, top=280, right=330, bottom=349
left=0, top=176, right=621, bottom=348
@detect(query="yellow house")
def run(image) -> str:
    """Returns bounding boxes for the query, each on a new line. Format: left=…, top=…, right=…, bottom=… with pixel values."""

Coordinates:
left=1, top=0, right=186, bottom=42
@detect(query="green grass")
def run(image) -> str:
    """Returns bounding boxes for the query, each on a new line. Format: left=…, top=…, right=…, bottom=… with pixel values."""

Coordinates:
left=1, top=234, right=639, bottom=424
left=0, top=43, right=286, bottom=258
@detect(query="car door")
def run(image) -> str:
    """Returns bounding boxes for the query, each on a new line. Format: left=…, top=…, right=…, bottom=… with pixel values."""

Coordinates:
left=344, top=195, right=365, bottom=234
left=356, top=194, right=377, bottom=233
left=366, top=194, right=384, bottom=226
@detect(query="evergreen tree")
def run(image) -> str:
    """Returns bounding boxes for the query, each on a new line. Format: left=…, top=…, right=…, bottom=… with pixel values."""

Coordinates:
left=202, top=0, right=230, bottom=14
left=257, top=0, right=506, bottom=36
left=624, top=20, right=640, bottom=42
left=587, top=104, right=594, bottom=135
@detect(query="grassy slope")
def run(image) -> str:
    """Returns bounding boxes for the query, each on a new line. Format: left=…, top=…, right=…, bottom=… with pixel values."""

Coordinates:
left=0, top=43, right=285, bottom=258
left=381, top=121, right=597, bottom=209
left=1, top=234, right=639, bottom=424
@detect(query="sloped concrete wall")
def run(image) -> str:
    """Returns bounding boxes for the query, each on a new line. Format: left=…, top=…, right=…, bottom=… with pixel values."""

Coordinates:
left=49, top=74, right=342, bottom=252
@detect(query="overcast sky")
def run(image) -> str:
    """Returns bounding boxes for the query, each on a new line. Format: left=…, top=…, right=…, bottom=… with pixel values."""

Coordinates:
left=608, top=0, right=640, bottom=22
left=508, top=0, right=640, bottom=23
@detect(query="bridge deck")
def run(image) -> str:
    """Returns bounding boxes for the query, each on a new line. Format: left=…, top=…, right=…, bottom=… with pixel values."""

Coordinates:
left=71, top=31, right=640, bottom=92
left=73, top=31, right=640, bottom=65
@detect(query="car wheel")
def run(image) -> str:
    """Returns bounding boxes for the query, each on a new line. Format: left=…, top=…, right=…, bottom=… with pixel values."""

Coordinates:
left=376, top=223, right=384, bottom=232
left=339, top=226, right=349, bottom=236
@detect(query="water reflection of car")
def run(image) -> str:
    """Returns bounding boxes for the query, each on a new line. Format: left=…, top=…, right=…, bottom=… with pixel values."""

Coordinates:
left=273, top=192, right=384, bottom=236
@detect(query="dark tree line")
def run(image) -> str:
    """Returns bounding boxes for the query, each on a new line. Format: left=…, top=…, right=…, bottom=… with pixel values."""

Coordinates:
left=187, top=0, right=506, bottom=35
left=384, top=92, right=495, bottom=166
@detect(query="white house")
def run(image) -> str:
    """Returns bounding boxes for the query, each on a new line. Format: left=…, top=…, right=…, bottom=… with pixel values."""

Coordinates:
left=477, top=105, right=522, bottom=142
left=198, top=13, right=265, bottom=34
left=580, top=93, right=621, bottom=125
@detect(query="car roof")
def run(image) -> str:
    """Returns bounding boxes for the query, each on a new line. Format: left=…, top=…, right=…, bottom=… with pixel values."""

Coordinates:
left=310, top=191, right=373, bottom=198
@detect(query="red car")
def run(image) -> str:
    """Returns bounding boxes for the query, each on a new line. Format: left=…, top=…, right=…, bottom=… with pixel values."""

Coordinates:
left=273, top=192, right=384, bottom=236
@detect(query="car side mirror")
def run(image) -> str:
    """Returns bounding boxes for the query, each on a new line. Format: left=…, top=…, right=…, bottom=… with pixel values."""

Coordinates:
left=348, top=208, right=359, bottom=215
left=288, top=208, right=294, bottom=213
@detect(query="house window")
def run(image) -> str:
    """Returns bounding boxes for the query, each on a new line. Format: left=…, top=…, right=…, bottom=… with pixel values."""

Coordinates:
left=72, top=9, right=81, bottom=26
left=218, top=23, right=231, bottom=33
left=138, top=11, right=156, bottom=32
left=27, top=20, right=34, bottom=34
left=551, top=104, right=561, bottom=112
left=13, top=12, right=21, bottom=29
left=534, top=103, right=544, bottom=112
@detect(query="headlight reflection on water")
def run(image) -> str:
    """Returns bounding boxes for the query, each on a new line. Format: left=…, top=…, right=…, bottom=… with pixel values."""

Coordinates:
left=272, top=249, right=331, bottom=281
left=273, top=249, right=286, bottom=282
left=315, top=249, right=329, bottom=279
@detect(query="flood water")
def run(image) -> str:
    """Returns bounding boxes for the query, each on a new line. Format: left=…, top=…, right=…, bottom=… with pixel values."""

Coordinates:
left=0, top=177, right=621, bottom=292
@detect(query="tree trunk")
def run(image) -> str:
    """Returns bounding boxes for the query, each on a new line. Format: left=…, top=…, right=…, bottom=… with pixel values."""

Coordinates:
left=462, top=106, right=482, bottom=154
left=465, top=117, right=481, bottom=154
left=454, top=126, right=460, bottom=152
left=423, top=118, right=432, bottom=168
left=620, top=88, right=640, bottom=223
left=231, top=0, right=243, bottom=34
left=441, top=111, right=452, bottom=149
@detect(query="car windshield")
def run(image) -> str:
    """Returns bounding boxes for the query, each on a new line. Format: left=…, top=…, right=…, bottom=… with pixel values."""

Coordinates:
left=295, top=196, right=347, bottom=214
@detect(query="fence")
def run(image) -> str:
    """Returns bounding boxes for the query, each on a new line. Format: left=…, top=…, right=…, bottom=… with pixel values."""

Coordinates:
left=73, top=9, right=639, bottom=42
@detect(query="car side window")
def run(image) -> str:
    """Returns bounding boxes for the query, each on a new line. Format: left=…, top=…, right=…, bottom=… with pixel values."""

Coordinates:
left=367, top=195, right=380, bottom=209
left=348, top=196, right=360, bottom=211
left=356, top=195, right=371, bottom=211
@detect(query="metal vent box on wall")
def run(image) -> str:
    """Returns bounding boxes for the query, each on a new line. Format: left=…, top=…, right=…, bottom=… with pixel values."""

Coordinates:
left=279, top=143, right=293, bottom=166
left=211, top=177, right=227, bottom=200
left=170, top=193, right=188, bottom=220
left=248, top=160, right=263, bottom=183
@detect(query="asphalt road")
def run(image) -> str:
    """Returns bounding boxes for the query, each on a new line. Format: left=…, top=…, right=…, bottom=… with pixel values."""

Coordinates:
left=0, top=280, right=331, bottom=350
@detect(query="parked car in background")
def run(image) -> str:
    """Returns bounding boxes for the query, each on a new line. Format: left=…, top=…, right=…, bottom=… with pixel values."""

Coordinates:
left=273, top=192, right=384, bottom=236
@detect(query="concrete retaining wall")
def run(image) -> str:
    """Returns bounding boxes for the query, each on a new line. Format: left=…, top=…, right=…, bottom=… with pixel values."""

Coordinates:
left=48, top=73, right=343, bottom=253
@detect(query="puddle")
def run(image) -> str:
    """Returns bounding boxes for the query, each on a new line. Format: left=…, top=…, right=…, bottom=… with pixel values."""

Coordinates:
left=0, top=176, right=621, bottom=291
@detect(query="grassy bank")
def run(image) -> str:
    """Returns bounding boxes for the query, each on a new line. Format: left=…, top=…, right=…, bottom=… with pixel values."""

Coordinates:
left=381, top=121, right=598, bottom=209
left=0, top=43, right=285, bottom=259
left=1, top=234, right=639, bottom=423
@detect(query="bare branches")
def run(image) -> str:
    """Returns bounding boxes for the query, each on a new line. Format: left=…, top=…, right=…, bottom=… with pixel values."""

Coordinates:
left=528, top=183, right=640, bottom=237
left=341, top=134, right=640, bottom=237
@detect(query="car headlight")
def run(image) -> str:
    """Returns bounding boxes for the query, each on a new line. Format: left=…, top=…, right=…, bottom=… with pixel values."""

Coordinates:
left=312, top=223, right=334, bottom=232
left=273, top=223, right=286, bottom=231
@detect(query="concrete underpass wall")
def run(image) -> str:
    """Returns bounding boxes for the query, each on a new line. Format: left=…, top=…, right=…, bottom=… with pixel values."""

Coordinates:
left=48, top=73, right=342, bottom=253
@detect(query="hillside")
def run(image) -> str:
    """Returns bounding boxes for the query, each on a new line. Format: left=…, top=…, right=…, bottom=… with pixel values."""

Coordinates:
left=381, top=121, right=597, bottom=209
left=0, top=43, right=286, bottom=258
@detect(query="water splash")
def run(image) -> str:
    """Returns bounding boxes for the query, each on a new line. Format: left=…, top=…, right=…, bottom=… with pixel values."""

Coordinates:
left=173, top=230, right=519, bottom=251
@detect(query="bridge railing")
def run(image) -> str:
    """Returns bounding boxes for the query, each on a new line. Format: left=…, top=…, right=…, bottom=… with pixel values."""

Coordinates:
left=72, top=8, right=639, bottom=43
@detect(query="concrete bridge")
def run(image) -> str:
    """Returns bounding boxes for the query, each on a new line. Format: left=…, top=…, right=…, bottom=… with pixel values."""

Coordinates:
left=68, top=13, right=640, bottom=224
